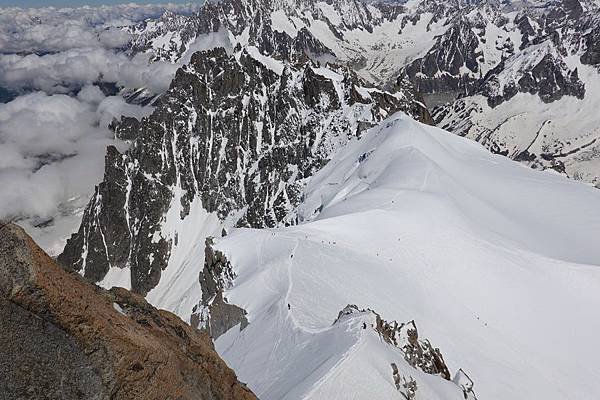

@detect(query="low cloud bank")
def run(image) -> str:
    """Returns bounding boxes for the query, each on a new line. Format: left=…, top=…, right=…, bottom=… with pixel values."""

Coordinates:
left=0, top=89, right=151, bottom=222
left=0, top=3, right=193, bottom=253
left=0, top=3, right=202, bottom=94
left=0, top=3, right=200, bottom=54
left=0, top=48, right=179, bottom=94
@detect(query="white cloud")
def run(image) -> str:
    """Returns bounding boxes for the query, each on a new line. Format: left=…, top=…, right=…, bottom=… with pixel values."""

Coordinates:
left=0, top=47, right=179, bottom=94
left=99, top=27, right=133, bottom=49
left=77, top=84, right=106, bottom=104
left=0, top=90, right=153, bottom=255
left=0, top=3, right=201, bottom=53
left=0, top=3, right=198, bottom=253
left=96, top=94, right=151, bottom=128
left=0, top=3, right=201, bottom=94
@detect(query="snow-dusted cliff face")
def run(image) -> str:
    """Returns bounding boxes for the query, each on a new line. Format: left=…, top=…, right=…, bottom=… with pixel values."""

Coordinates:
left=201, top=112, right=600, bottom=400
left=428, top=0, right=600, bottom=185
left=58, top=45, right=428, bottom=295
left=127, top=0, right=600, bottom=184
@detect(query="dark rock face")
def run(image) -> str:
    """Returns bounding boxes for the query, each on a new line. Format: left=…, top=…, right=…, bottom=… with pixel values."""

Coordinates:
left=544, top=0, right=584, bottom=26
left=192, top=238, right=248, bottom=340
left=481, top=50, right=585, bottom=108
left=581, top=26, right=600, bottom=66
left=516, top=14, right=536, bottom=49
left=0, top=223, right=257, bottom=400
left=59, top=46, right=426, bottom=295
left=111, top=116, right=143, bottom=141
left=402, top=18, right=482, bottom=98
left=518, top=54, right=584, bottom=102
left=1, top=297, right=106, bottom=400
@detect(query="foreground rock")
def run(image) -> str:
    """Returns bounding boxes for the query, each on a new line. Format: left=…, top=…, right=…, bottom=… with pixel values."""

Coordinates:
left=0, top=223, right=257, bottom=400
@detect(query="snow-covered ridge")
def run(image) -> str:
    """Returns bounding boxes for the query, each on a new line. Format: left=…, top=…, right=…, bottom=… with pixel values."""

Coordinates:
left=207, top=112, right=600, bottom=400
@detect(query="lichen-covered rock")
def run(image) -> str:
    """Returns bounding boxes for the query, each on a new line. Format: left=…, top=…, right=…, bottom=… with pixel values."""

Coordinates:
left=0, top=223, right=257, bottom=400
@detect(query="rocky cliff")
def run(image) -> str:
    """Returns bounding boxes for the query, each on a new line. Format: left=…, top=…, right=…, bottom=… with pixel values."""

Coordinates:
left=0, top=223, right=257, bottom=400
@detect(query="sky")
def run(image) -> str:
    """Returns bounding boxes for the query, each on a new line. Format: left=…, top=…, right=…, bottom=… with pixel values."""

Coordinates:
left=0, top=0, right=194, bottom=7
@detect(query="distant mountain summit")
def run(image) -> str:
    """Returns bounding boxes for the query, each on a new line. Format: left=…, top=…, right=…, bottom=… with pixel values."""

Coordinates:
left=127, top=0, right=600, bottom=185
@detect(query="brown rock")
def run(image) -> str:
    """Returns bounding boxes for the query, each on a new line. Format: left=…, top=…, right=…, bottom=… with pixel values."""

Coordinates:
left=0, top=223, right=257, bottom=400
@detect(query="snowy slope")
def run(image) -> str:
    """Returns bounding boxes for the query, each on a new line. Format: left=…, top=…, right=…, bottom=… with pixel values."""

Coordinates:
left=203, top=113, right=600, bottom=400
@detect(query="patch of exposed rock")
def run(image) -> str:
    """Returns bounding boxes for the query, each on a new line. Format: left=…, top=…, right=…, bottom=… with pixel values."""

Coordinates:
left=0, top=223, right=257, bottom=400
left=335, top=305, right=477, bottom=400
left=191, top=238, right=248, bottom=340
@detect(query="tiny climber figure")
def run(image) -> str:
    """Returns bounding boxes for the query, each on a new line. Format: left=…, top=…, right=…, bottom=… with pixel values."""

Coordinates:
left=288, top=303, right=291, bottom=310
left=362, top=322, right=367, bottom=330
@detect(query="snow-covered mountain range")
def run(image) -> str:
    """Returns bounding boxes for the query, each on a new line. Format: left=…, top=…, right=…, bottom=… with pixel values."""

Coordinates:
left=13, top=0, right=599, bottom=399
left=58, top=45, right=428, bottom=294
left=127, top=0, right=600, bottom=185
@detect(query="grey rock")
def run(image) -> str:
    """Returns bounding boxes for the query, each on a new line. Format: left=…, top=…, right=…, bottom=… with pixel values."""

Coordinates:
left=0, top=298, right=107, bottom=400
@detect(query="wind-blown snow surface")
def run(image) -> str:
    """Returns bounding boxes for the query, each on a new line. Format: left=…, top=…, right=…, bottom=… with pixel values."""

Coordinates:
left=208, top=113, right=600, bottom=399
